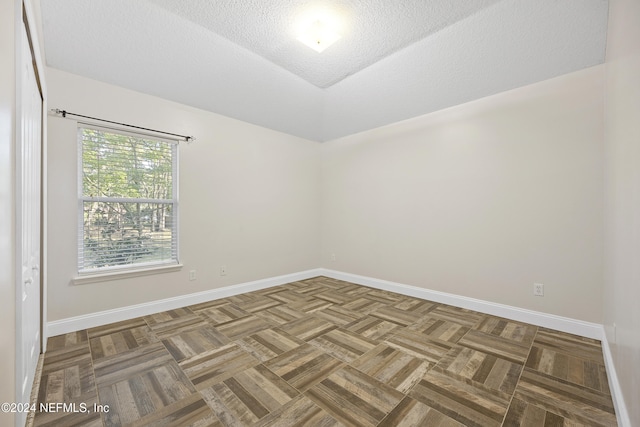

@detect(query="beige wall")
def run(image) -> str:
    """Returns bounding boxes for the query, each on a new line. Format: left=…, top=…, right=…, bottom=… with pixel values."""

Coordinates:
left=603, top=0, right=640, bottom=424
left=0, top=1, right=16, bottom=424
left=321, top=66, right=605, bottom=323
left=46, top=68, right=321, bottom=321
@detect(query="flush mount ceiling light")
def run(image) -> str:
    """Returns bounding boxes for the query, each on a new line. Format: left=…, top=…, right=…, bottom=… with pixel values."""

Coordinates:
left=295, top=9, right=343, bottom=53
left=297, top=19, right=341, bottom=52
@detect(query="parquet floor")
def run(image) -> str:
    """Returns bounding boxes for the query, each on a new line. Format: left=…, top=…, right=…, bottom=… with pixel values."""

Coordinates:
left=32, top=277, right=617, bottom=426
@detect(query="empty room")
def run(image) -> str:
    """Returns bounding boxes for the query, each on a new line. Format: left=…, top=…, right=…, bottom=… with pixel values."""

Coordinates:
left=1, top=0, right=638, bottom=426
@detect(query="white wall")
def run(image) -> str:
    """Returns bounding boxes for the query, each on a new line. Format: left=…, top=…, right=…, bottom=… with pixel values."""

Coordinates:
left=321, top=66, right=604, bottom=323
left=0, top=1, right=17, bottom=425
left=46, top=68, right=321, bottom=321
left=603, top=0, right=640, bottom=425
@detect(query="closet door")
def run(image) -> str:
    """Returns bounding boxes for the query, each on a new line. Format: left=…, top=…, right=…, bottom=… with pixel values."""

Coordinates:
left=16, top=20, right=42, bottom=423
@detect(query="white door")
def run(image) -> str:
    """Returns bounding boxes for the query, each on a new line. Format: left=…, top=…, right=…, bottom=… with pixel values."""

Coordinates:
left=17, top=22, right=42, bottom=423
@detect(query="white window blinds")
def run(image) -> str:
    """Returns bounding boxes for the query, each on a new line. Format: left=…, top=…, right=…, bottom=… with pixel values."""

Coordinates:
left=78, top=125, right=178, bottom=273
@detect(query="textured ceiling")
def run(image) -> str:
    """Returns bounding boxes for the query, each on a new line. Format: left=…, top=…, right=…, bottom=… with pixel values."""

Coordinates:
left=39, top=0, right=609, bottom=141
left=146, top=0, right=501, bottom=88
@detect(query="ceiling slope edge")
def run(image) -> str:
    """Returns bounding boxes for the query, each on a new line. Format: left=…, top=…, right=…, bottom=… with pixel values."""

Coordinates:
left=320, top=0, right=608, bottom=141
left=41, top=0, right=326, bottom=141
left=39, top=0, right=608, bottom=143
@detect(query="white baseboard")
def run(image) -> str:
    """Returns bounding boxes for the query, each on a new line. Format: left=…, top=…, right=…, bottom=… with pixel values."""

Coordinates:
left=318, top=269, right=603, bottom=339
left=50, top=266, right=603, bottom=340
left=46, top=268, right=323, bottom=337
left=600, top=332, right=632, bottom=427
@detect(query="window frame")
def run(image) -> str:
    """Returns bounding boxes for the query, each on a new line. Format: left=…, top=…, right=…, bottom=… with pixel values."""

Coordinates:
left=76, top=123, right=180, bottom=278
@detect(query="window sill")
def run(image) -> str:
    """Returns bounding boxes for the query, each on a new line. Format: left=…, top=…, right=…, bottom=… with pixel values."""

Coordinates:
left=72, top=264, right=183, bottom=285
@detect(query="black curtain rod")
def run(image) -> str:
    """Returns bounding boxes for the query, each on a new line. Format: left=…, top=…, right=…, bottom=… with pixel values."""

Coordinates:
left=51, top=109, right=194, bottom=142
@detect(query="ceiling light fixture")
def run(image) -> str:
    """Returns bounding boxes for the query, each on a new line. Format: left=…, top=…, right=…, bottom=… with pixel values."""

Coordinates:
left=297, top=18, right=341, bottom=53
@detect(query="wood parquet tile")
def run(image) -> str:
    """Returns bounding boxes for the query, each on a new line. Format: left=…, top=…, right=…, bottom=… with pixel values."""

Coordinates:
left=88, top=318, right=158, bottom=361
left=93, top=342, right=205, bottom=427
left=344, top=315, right=400, bottom=340
left=215, top=315, right=275, bottom=341
left=526, top=328, right=611, bottom=395
left=310, top=290, right=355, bottom=305
left=392, top=298, right=439, bottom=315
left=429, top=305, right=487, bottom=328
left=341, top=297, right=387, bottom=315
left=458, top=329, right=532, bottom=365
left=407, top=316, right=469, bottom=343
left=410, top=369, right=511, bottom=427
left=201, top=364, right=299, bottom=425
left=370, top=305, right=421, bottom=327
left=227, top=294, right=282, bottom=314
left=33, top=335, right=102, bottom=427
left=274, top=280, right=326, bottom=298
left=434, top=346, right=522, bottom=396
left=263, top=343, right=344, bottom=392
left=144, top=308, right=211, bottom=340
left=180, top=343, right=260, bottom=391
left=288, top=298, right=334, bottom=314
left=306, top=365, right=404, bottom=426
left=351, top=344, right=432, bottom=393
left=162, top=325, right=230, bottom=362
left=315, top=305, right=363, bottom=326
left=194, top=303, right=252, bottom=326
left=237, top=328, right=305, bottom=362
left=379, top=396, right=463, bottom=426
left=252, top=305, right=306, bottom=326
left=34, top=277, right=618, bottom=426
left=385, top=327, right=457, bottom=363
left=514, top=369, right=616, bottom=426
left=253, top=395, right=341, bottom=427
left=363, top=289, right=405, bottom=305
left=46, top=329, right=89, bottom=349
left=277, top=315, right=338, bottom=341
left=266, top=289, right=314, bottom=305
left=124, top=392, right=221, bottom=427
left=308, top=328, right=378, bottom=363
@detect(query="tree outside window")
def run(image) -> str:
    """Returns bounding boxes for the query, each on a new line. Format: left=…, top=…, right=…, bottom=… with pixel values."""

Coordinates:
left=79, top=126, right=178, bottom=272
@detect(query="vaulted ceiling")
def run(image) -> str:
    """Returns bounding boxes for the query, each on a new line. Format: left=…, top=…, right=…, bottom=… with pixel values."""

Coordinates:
left=39, top=0, right=609, bottom=141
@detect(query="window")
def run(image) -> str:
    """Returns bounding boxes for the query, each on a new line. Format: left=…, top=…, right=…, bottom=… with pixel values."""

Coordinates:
left=78, top=125, right=178, bottom=274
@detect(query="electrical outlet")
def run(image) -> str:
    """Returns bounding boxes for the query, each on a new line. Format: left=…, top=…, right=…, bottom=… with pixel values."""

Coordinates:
left=189, top=270, right=196, bottom=281
left=331, top=253, right=336, bottom=262
left=220, top=265, right=227, bottom=276
left=533, top=283, right=544, bottom=296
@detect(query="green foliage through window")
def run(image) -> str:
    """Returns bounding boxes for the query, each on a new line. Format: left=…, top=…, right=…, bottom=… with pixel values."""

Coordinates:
left=79, top=126, right=178, bottom=272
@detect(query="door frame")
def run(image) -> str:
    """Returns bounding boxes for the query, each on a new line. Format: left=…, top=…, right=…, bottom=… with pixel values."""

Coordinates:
left=14, top=2, right=47, bottom=426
